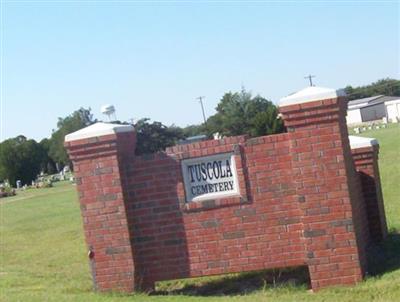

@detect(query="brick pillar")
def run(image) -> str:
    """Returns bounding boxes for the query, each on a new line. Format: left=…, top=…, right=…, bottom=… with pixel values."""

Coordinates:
left=350, top=136, right=388, bottom=242
left=279, top=87, right=367, bottom=290
left=64, top=123, right=136, bottom=292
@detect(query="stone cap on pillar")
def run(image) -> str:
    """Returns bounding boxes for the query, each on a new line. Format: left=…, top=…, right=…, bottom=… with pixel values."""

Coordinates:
left=65, top=122, right=134, bottom=142
left=349, top=135, right=379, bottom=149
left=65, top=123, right=136, bottom=161
left=278, top=86, right=347, bottom=129
left=279, top=86, right=346, bottom=107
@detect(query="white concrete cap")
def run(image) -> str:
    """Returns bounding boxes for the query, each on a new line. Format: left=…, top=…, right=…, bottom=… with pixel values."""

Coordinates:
left=348, top=135, right=378, bottom=149
left=65, top=122, right=134, bottom=142
left=279, top=86, right=346, bottom=107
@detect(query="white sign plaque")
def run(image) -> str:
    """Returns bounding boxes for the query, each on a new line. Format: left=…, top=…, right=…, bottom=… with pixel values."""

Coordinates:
left=181, top=153, right=240, bottom=202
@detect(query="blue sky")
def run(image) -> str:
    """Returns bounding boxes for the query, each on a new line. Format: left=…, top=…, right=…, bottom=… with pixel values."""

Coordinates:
left=1, top=0, right=399, bottom=141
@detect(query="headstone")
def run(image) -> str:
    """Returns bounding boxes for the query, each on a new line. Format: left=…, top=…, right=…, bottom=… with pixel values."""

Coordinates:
left=213, top=132, right=222, bottom=140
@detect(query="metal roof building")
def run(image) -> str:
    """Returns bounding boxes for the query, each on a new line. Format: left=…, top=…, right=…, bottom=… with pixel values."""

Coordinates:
left=346, top=95, right=400, bottom=125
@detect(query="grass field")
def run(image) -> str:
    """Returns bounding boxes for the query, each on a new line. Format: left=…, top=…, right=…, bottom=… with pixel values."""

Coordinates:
left=1, top=125, right=399, bottom=302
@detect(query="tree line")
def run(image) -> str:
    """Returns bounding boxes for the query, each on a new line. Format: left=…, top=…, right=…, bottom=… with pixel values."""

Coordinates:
left=1, top=78, right=399, bottom=186
left=0, top=108, right=95, bottom=185
left=344, top=78, right=400, bottom=101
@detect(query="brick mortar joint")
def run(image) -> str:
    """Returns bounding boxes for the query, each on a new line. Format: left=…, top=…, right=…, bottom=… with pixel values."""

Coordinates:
left=65, top=140, right=120, bottom=150
left=351, top=151, right=378, bottom=157
left=279, top=99, right=343, bottom=113
left=65, top=133, right=135, bottom=150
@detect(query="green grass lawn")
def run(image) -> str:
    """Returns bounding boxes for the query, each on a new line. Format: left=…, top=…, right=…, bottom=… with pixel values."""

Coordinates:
left=1, top=125, right=399, bottom=302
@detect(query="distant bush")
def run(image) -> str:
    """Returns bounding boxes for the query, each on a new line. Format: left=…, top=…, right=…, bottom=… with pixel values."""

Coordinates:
left=0, top=185, right=16, bottom=198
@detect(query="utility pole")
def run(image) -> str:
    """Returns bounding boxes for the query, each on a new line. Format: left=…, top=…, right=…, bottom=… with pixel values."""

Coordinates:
left=304, top=75, right=316, bottom=86
left=196, top=96, right=208, bottom=127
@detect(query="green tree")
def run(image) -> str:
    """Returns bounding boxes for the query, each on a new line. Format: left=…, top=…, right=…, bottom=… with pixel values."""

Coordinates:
left=206, top=89, right=284, bottom=137
left=181, top=124, right=207, bottom=138
left=39, top=138, right=56, bottom=174
left=0, top=136, right=46, bottom=186
left=48, top=108, right=95, bottom=168
left=134, top=118, right=185, bottom=155
left=345, top=78, right=400, bottom=101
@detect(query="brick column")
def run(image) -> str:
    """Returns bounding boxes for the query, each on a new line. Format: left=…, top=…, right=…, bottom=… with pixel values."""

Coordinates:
left=279, top=87, right=367, bottom=290
left=64, top=123, right=136, bottom=292
left=350, top=136, right=388, bottom=242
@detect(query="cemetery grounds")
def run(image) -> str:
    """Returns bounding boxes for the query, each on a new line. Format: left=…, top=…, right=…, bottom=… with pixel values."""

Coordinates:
left=1, top=125, right=399, bottom=302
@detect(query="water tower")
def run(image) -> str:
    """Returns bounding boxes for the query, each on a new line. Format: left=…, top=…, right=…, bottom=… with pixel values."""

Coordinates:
left=101, top=104, right=117, bottom=121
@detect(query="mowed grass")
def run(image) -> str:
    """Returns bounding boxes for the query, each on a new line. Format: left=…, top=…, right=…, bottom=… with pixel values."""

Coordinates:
left=1, top=125, right=399, bottom=302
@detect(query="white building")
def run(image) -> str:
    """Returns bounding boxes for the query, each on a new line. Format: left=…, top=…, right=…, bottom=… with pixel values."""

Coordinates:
left=386, top=98, right=400, bottom=122
left=346, top=95, right=400, bottom=125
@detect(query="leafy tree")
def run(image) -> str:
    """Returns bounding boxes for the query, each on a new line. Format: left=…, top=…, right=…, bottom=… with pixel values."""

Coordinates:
left=0, top=136, right=46, bottom=186
left=134, top=118, right=185, bottom=155
left=345, top=78, right=400, bottom=101
left=206, top=89, right=284, bottom=137
left=181, top=124, right=207, bottom=138
left=39, top=138, right=56, bottom=174
left=48, top=108, right=95, bottom=168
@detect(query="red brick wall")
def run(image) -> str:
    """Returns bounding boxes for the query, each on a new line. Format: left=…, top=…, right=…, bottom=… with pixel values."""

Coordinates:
left=126, top=133, right=303, bottom=289
left=352, top=145, right=388, bottom=242
left=279, top=97, right=366, bottom=288
left=65, top=96, right=387, bottom=292
left=65, top=132, right=137, bottom=292
left=338, top=111, right=370, bottom=276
